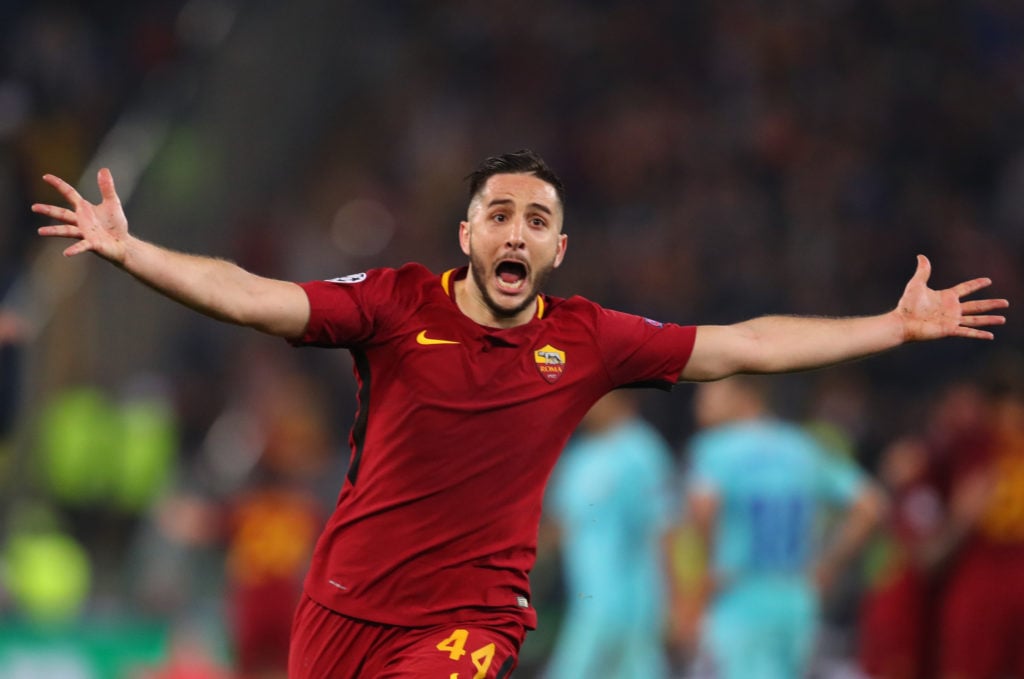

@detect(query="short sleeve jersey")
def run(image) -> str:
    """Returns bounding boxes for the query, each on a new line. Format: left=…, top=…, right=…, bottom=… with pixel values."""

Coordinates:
left=687, top=418, right=866, bottom=581
left=291, top=263, right=696, bottom=628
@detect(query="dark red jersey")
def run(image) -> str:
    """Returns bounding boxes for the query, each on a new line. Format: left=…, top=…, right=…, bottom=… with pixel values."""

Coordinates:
left=291, top=263, right=696, bottom=628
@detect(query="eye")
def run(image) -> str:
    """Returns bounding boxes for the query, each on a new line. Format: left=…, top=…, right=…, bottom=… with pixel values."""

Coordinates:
left=492, top=213, right=507, bottom=223
left=530, top=217, right=547, bottom=227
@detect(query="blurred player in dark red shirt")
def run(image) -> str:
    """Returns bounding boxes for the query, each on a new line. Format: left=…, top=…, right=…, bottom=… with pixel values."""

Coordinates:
left=930, top=365, right=1024, bottom=679
left=857, top=428, right=948, bottom=679
left=225, top=391, right=328, bottom=679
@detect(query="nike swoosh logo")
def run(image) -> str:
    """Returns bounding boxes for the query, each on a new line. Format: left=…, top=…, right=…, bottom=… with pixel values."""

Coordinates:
left=416, top=330, right=460, bottom=346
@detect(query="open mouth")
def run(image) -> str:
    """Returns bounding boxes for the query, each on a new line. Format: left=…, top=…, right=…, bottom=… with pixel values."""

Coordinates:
left=495, top=259, right=528, bottom=293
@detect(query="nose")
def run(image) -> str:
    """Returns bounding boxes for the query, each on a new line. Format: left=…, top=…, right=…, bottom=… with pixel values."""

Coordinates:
left=505, top=217, right=526, bottom=249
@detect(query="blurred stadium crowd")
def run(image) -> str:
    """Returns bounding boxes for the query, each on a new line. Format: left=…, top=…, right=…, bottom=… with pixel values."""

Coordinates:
left=0, top=1, right=1022, bottom=677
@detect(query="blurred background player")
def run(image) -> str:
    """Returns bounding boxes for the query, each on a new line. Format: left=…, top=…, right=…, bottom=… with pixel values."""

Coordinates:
left=543, top=390, right=676, bottom=679
left=927, top=358, right=1024, bottom=679
left=855, top=379, right=990, bottom=679
left=856, top=435, right=939, bottom=679
left=154, top=350, right=333, bottom=679
left=683, top=376, right=886, bottom=679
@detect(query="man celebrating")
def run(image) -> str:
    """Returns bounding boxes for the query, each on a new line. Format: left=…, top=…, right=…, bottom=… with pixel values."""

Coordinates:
left=34, top=150, right=1007, bottom=678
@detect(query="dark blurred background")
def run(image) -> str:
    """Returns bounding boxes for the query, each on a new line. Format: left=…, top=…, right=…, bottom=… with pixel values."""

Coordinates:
left=0, top=1, right=1021, bottom=677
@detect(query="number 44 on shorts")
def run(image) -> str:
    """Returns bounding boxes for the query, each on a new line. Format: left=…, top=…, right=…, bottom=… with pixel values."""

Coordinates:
left=436, top=628, right=496, bottom=679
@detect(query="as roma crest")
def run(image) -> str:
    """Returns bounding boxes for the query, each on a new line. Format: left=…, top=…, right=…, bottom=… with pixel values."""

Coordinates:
left=534, top=344, right=566, bottom=384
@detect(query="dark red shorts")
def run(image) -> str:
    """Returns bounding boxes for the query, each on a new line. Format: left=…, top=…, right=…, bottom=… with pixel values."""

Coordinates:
left=288, top=593, right=525, bottom=679
left=858, top=568, right=926, bottom=679
left=939, top=549, right=1024, bottom=679
left=231, top=580, right=300, bottom=674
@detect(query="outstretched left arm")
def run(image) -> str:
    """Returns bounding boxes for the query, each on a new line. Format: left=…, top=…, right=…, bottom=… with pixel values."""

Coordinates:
left=681, top=255, right=1009, bottom=382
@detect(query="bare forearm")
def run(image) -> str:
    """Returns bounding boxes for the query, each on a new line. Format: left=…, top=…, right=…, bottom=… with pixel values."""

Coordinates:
left=918, top=472, right=991, bottom=571
left=120, top=236, right=308, bottom=337
left=917, top=520, right=972, bottom=572
left=683, top=312, right=906, bottom=381
left=817, top=485, right=887, bottom=583
left=737, top=312, right=906, bottom=372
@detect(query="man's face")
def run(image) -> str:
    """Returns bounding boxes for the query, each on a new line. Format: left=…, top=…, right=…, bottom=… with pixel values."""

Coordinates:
left=459, top=173, right=567, bottom=324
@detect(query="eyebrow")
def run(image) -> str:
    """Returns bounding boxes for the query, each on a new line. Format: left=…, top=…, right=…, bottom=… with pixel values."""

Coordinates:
left=486, top=198, right=553, bottom=216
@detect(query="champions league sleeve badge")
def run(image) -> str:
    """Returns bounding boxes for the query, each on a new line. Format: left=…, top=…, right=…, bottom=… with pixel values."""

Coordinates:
left=325, top=273, right=367, bottom=284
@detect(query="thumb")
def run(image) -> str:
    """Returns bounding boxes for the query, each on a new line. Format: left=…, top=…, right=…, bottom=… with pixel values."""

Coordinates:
left=912, top=254, right=931, bottom=285
left=97, top=168, right=120, bottom=204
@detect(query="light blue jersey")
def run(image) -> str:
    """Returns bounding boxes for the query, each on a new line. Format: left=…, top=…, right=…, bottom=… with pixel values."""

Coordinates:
left=545, top=418, right=676, bottom=679
left=687, top=418, right=866, bottom=679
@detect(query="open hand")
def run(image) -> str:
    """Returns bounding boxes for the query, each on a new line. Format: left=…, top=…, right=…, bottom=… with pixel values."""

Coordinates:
left=33, top=169, right=131, bottom=265
left=896, top=255, right=1008, bottom=341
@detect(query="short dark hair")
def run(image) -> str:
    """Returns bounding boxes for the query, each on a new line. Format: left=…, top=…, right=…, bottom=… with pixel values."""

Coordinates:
left=466, top=149, right=566, bottom=207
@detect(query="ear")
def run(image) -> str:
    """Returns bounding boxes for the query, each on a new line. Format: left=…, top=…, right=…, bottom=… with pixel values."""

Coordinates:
left=459, top=221, right=471, bottom=256
left=553, top=232, right=568, bottom=269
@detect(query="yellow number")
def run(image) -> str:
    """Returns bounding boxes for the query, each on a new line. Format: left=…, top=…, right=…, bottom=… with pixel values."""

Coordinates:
left=436, top=629, right=469, bottom=661
left=437, top=630, right=496, bottom=679
left=471, top=643, right=495, bottom=679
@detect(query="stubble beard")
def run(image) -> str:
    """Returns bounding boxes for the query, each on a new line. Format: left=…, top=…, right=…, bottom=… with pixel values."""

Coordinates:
left=469, top=249, right=556, bottom=321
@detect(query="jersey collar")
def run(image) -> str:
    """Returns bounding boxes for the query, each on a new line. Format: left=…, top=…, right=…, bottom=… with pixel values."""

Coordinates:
left=442, top=267, right=546, bottom=320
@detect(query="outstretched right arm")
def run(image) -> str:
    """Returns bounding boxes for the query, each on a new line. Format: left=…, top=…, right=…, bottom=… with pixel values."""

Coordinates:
left=33, top=169, right=310, bottom=339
